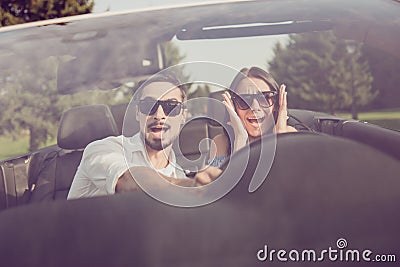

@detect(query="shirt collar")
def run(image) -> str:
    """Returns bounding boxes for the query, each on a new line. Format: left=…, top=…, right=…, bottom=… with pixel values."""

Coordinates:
left=124, top=133, right=178, bottom=164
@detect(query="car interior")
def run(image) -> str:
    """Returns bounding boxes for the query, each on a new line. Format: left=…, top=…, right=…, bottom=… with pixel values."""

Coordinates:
left=1, top=97, right=399, bottom=211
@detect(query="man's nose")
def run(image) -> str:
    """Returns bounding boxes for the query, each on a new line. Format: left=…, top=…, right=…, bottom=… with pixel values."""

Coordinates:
left=153, top=104, right=166, bottom=119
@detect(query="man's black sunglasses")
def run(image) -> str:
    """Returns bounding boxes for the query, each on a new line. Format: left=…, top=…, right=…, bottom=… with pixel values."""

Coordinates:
left=231, top=91, right=278, bottom=110
left=139, top=98, right=184, bottom=117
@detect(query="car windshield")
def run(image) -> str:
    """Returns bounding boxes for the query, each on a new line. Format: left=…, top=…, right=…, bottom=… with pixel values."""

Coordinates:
left=0, top=0, right=399, bottom=165
left=1, top=0, right=399, bottom=162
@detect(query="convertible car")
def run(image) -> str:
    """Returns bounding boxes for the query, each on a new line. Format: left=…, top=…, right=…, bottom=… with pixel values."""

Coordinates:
left=0, top=0, right=399, bottom=266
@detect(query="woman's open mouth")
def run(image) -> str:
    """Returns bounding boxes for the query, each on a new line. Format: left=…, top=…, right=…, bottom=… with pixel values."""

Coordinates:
left=246, top=116, right=265, bottom=125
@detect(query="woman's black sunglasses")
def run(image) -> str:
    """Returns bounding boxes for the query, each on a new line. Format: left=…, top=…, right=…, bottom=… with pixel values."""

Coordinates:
left=139, top=98, right=184, bottom=117
left=231, top=91, right=278, bottom=110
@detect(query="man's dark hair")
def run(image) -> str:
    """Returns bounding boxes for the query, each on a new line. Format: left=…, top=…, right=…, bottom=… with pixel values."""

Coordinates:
left=134, top=72, right=187, bottom=101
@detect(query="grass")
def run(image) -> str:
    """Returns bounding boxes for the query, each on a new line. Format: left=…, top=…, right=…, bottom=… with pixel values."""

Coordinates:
left=0, top=136, right=29, bottom=161
left=357, top=111, right=400, bottom=120
left=363, top=119, right=400, bottom=131
left=337, top=109, right=400, bottom=131
left=0, top=136, right=56, bottom=161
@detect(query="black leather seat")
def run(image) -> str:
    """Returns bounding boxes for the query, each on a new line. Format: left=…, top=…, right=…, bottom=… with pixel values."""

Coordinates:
left=29, top=104, right=119, bottom=202
left=109, top=102, right=139, bottom=136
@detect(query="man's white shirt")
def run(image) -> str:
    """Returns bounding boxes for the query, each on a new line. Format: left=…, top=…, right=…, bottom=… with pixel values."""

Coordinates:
left=67, top=133, right=186, bottom=199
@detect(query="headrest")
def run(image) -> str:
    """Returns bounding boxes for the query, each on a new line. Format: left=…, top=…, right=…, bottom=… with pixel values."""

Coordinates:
left=207, top=90, right=228, bottom=127
left=109, top=102, right=139, bottom=137
left=109, top=103, right=128, bottom=135
left=57, top=104, right=119, bottom=150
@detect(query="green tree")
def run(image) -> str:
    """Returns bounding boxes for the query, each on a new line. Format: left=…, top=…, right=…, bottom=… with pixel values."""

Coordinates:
left=269, top=32, right=376, bottom=117
left=0, top=57, right=122, bottom=151
left=345, top=42, right=376, bottom=119
left=362, top=45, right=400, bottom=110
left=0, top=57, right=64, bottom=151
left=0, top=0, right=95, bottom=151
left=1, top=0, right=94, bottom=26
left=161, top=42, right=190, bottom=87
left=161, top=42, right=186, bottom=69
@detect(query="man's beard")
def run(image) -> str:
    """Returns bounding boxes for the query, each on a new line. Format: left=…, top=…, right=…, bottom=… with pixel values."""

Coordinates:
left=144, top=136, right=173, bottom=151
left=143, top=121, right=175, bottom=151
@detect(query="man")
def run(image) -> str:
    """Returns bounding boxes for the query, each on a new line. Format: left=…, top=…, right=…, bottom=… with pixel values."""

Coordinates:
left=68, top=73, right=220, bottom=199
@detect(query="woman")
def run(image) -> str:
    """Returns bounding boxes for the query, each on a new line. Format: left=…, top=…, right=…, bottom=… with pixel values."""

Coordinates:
left=208, top=67, right=297, bottom=168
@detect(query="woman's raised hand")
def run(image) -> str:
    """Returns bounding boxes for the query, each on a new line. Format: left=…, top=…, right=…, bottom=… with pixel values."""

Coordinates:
left=274, top=84, right=297, bottom=133
left=222, top=91, right=248, bottom=152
